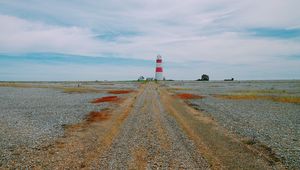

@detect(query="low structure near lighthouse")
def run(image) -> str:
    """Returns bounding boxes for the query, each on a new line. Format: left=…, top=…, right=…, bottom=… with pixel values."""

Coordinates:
left=155, top=55, right=163, bottom=80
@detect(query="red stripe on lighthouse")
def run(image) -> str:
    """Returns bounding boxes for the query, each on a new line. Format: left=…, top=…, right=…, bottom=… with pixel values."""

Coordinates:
left=156, top=59, right=162, bottom=63
left=156, top=67, right=163, bottom=72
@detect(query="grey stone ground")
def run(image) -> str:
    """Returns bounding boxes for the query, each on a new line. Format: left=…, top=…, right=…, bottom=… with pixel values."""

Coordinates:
left=166, top=80, right=300, bottom=169
left=0, top=82, right=138, bottom=167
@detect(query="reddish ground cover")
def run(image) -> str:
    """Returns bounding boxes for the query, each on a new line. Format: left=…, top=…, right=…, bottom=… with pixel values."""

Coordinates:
left=108, top=90, right=134, bottom=94
left=90, top=96, right=119, bottom=103
left=86, top=111, right=111, bottom=122
left=176, top=93, right=205, bottom=99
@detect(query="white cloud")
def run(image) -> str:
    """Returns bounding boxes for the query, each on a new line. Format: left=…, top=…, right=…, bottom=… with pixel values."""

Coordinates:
left=0, top=15, right=104, bottom=55
left=231, top=0, right=300, bottom=28
left=0, top=0, right=300, bottom=80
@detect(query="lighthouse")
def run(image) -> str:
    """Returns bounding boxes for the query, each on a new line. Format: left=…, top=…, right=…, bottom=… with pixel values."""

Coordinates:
left=155, top=55, right=163, bottom=80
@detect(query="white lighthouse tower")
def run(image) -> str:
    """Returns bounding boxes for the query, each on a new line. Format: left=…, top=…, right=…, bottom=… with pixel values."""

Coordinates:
left=155, top=55, right=163, bottom=80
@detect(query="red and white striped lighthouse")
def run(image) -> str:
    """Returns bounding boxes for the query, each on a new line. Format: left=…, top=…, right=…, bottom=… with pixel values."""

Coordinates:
left=155, top=55, right=163, bottom=80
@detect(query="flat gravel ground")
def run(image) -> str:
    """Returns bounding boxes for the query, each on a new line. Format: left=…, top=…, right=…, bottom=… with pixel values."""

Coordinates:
left=0, top=87, right=107, bottom=165
left=191, top=97, right=300, bottom=169
left=166, top=80, right=300, bottom=169
left=1, top=81, right=295, bottom=169
left=98, top=83, right=209, bottom=169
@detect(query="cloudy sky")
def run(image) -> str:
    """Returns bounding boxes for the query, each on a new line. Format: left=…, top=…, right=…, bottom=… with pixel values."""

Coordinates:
left=0, top=0, right=300, bottom=80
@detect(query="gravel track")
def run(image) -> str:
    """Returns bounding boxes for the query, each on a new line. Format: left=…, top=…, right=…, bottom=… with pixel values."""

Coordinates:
left=98, top=83, right=209, bottom=169
left=166, top=80, right=300, bottom=169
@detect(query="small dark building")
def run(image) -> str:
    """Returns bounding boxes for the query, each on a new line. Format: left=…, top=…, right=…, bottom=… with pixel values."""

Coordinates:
left=224, top=78, right=234, bottom=81
left=197, top=74, right=209, bottom=81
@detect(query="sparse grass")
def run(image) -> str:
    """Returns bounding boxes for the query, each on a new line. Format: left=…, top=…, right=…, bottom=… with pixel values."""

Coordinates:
left=214, top=94, right=267, bottom=100
left=272, top=96, right=300, bottom=103
left=108, top=90, right=134, bottom=94
left=0, top=83, right=103, bottom=94
left=62, top=87, right=102, bottom=93
left=214, top=94, right=300, bottom=104
left=97, top=83, right=114, bottom=85
left=233, top=89, right=288, bottom=94
left=214, top=87, right=298, bottom=103
left=167, top=87, right=192, bottom=91
left=0, top=82, right=51, bottom=88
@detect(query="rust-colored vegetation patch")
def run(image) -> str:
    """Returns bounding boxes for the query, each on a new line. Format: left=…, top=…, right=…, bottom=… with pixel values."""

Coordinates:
left=214, top=94, right=300, bottom=104
left=90, top=96, right=120, bottom=103
left=86, top=111, right=111, bottom=122
left=176, top=93, right=205, bottom=100
left=108, top=90, right=134, bottom=94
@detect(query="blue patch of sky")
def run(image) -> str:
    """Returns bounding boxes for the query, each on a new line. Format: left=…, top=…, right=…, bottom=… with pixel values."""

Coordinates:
left=283, top=55, right=300, bottom=60
left=95, top=30, right=141, bottom=42
left=0, top=53, right=153, bottom=67
left=249, top=28, right=300, bottom=39
left=0, top=1, right=105, bottom=28
left=0, top=53, right=204, bottom=73
left=0, top=2, right=68, bottom=26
